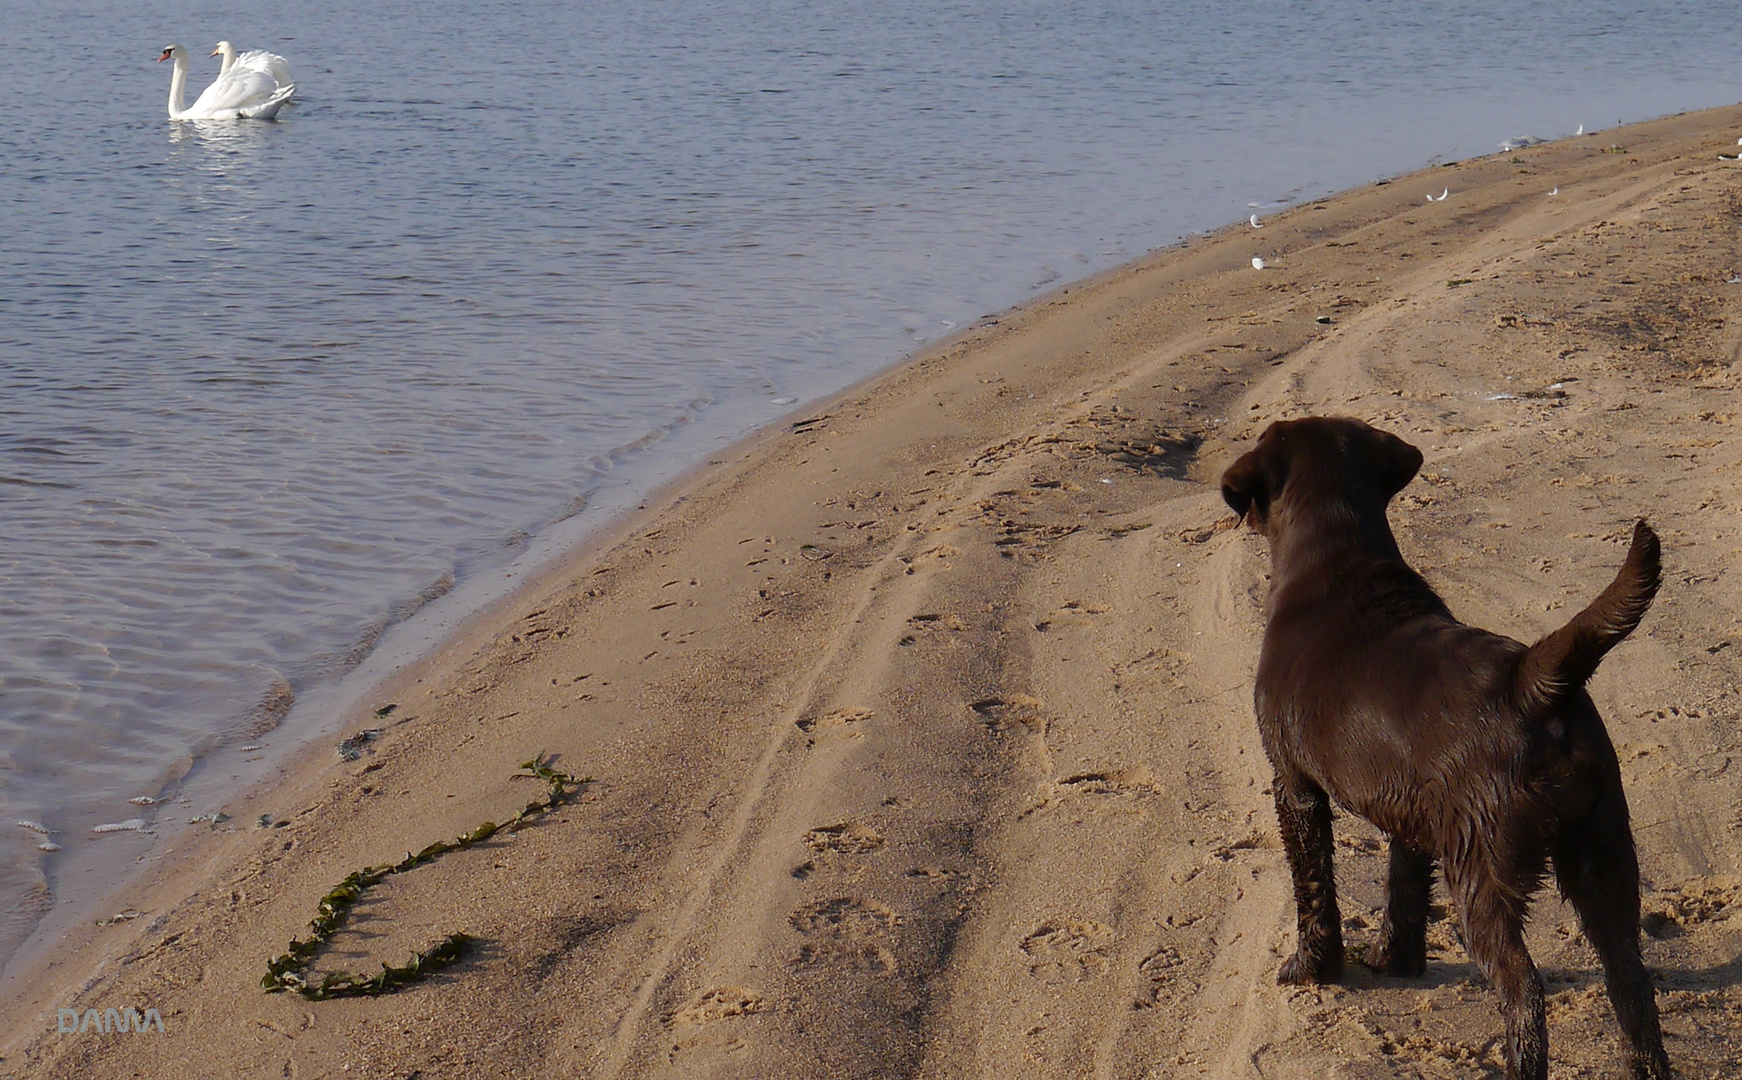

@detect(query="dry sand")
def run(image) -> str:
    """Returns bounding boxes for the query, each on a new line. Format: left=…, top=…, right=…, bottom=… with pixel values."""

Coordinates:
left=7, top=105, right=1742, bottom=1079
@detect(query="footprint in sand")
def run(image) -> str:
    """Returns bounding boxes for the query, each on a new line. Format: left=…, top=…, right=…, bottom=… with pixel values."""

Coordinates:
left=989, top=521, right=1081, bottom=561
left=1036, top=600, right=1109, bottom=628
left=967, top=694, right=1047, bottom=733
left=906, top=865, right=958, bottom=884
left=1023, top=767, right=1159, bottom=817
left=1641, top=876, right=1741, bottom=939
left=802, top=821, right=885, bottom=856
left=673, top=986, right=765, bottom=1025
left=907, top=612, right=969, bottom=633
left=1091, top=428, right=1203, bottom=480
left=1019, top=918, right=1114, bottom=983
left=1055, top=771, right=1134, bottom=796
left=789, top=897, right=899, bottom=974
left=795, top=706, right=872, bottom=739
left=1133, top=944, right=1187, bottom=1008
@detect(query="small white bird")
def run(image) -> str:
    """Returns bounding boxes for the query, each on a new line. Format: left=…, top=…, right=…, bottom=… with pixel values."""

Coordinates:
left=1576, top=124, right=1584, bottom=136
left=1251, top=257, right=1266, bottom=270
left=1550, top=187, right=1560, bottom=196
left=1426, top=188, right=1448, bottom=202
left=1249, top=213, right=1262, bottom=228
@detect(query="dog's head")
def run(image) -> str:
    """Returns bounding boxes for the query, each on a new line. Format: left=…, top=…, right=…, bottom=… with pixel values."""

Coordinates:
left=1221, top=417, right=1422, bottom=533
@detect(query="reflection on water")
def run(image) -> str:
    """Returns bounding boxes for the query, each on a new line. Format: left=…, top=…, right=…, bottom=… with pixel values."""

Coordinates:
left=1, top=0, right=1740, bottom=973
left=167, top=115, right=280, bottom=150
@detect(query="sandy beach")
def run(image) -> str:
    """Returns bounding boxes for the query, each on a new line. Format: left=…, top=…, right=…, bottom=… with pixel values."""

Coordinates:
left=7, top=104, right=1742, bottom=1079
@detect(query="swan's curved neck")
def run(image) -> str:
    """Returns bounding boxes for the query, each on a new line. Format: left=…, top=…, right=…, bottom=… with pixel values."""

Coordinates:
left=166, top=53, right=190, bottom=119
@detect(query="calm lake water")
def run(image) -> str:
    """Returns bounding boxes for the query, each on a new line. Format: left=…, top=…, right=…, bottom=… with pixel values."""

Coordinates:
left=2, top=0, right=1739, bottom=970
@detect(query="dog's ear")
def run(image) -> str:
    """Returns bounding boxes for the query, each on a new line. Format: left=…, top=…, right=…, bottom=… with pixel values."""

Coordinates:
left=1372, top=428, right=1423, bottom=501
left=1221, top=445, right=1279, bottom=528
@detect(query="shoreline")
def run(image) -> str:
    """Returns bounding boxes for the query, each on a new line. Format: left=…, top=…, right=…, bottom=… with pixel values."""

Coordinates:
left=0, top=250, right=1090, bottom=1011
left=8, top=102, right=1742, bottom=1077
left=0, top=334, right=954, bottom=992
left=0, top=95, right=1719, bottom=993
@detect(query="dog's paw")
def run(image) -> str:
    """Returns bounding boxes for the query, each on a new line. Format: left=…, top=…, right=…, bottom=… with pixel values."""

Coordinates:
left=1625, top=1046, right=1674, bottom=1080
left=1362, top=937, right=1427, bottom=978
left=1277, top=949, right=1341, bottom=985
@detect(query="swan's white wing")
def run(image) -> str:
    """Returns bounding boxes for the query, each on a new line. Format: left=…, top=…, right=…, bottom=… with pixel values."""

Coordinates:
left=186, top=66, right=281, bottom=118
left=238, top=83, right=296, bottom=120
left=235, top=49, right=293, bottom=87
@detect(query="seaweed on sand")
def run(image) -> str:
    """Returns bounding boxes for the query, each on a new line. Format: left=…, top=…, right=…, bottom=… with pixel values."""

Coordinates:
left=261, top=755, right=588, bottom=999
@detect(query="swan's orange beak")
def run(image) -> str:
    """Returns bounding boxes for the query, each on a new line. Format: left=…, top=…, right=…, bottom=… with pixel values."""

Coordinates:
left=210, top=47, right=221, bottom=57
left=157, top=49, right=172, bottom=62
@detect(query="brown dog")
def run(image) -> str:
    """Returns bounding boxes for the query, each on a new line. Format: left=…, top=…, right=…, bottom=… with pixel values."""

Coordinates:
left=1221, top=416, right=1670, bottom=1080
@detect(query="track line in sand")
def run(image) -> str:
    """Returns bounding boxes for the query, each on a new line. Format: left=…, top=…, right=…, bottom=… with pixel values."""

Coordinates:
left=593, top=440, right=1048, bottom=1076
left=593, top=549, right=919, bottom=1075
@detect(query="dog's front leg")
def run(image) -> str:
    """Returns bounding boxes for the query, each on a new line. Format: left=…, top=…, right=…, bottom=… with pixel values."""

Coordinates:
left=1368, top=840, right=1434, bottom=976
left=1272, top=774, right=1343, bottom=984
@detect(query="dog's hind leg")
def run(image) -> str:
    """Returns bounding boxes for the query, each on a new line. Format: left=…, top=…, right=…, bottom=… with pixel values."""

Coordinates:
left=1367, top=840, right=1434, bottom=976
left=1553, top=813, right=1672, bottom=1080
left=1447, top=863, right=1547, bottom=1080
left=1272, top=775, right=1343, bottom=984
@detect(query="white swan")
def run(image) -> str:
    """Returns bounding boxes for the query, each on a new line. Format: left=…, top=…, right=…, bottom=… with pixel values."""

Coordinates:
left=211, top=40, right=293, bottom=89
left=157, top=43, right=294, bottom=121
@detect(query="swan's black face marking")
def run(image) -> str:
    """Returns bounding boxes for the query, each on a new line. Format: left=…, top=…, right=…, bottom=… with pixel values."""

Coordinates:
left=158, top=49, right=173, bottom=63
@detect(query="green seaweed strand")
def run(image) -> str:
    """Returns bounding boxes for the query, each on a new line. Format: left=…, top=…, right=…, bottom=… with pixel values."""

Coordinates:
left=261, top=755, right=588, bottom=1000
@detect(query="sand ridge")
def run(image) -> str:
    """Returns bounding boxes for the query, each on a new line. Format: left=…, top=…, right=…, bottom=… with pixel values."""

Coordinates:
left=7, top=105, right=1742, bottom=1078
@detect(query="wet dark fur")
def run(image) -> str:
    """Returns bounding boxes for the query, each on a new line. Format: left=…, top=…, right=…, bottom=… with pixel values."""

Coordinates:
left=1221, top=416, right=1670, bottom=1080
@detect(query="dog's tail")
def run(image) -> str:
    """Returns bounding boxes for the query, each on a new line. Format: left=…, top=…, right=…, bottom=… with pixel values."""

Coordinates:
left=1514, top=521, right=1660, bottom=713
